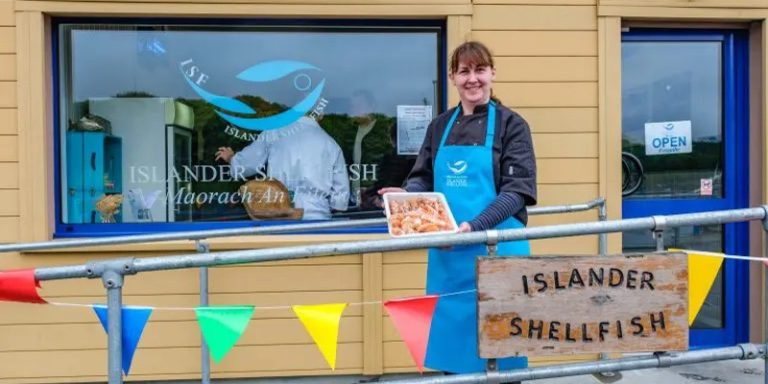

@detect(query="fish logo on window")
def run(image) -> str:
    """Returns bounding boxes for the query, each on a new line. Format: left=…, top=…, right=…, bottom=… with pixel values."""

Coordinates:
left=180, top=60, right=326, bottom=131
left=447, top=160, right=468, bottom=175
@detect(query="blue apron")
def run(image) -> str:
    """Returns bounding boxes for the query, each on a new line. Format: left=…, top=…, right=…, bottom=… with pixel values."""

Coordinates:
left=424, top=102, right=530, bottom=374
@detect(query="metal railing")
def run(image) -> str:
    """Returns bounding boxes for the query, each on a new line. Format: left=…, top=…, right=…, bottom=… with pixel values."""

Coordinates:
left=18, top=206, right=768, bottom=384
left=1, top=198, right=607, bottom=384
left=15, top=205, right=768, bottom=383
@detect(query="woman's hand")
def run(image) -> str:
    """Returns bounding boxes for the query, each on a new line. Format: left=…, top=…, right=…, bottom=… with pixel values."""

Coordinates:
left=215, top=147, right=235, bottom=163
left=378, top=187, right=406, bottom=195
left=457, top=222, right=472, bottom=233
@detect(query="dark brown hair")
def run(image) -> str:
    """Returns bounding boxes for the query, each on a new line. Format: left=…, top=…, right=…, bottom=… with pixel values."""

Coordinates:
left=449, top=41, right=495, bottom=75
left=449, top=41, right=501, bottom=103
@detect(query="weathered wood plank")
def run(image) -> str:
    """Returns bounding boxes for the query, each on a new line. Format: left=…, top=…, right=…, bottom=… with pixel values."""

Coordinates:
left=478, top=253, right=688, bottom=356
left=0, top=27, right=14, bottom=53
left=475, top=31, right=597, bottom=56
left=496, top=57, right=597, bottom=82
left=497, top=82, right=598, bottom=107
left=534, top=133, right=597, bottom=158
left=519, top=107, right=598, bottom=133
left=474, top=5, right=597, bottom=31
left=0, top=54, right=14, bottom=80
left=0, top=108, right=16, bottom=134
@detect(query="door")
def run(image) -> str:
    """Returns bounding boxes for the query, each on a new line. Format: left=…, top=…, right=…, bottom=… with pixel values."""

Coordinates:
left=621, top=29, right=749, bottom=348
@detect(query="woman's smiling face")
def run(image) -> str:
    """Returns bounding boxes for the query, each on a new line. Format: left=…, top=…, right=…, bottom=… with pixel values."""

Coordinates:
left=450, top=61, right=495, bottom=109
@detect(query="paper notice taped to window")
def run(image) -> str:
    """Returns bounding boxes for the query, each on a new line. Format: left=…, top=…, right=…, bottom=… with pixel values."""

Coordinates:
left=397, top=105, right=432, bottom=155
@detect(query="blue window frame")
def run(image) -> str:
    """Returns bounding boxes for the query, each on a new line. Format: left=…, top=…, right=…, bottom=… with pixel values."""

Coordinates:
left=53, top=18, right=446, bottom=237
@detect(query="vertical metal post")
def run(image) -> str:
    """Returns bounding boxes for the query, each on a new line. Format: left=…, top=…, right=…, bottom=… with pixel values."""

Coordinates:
left=103, top=270, right=124, bottom=384
left=654, top=230, right=665, bottom=252
left=762, top=210, right=768, bottom=384
left=598, top=199, right=608, bottom=257
left=196, top=240, right=211, bottom=384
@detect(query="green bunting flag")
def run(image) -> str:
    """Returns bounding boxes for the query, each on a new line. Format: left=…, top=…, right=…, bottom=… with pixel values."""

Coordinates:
left=195, top=306, right=255, bottom=363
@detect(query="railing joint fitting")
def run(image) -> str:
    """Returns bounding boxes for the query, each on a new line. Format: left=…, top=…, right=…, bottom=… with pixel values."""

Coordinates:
left=486, top=358, right=501, bottom=384
left=737, top=343, right=761, bottom=360
left=85, top=258, right=137, bottom=284
left=486, top=230, right=500, bottom=257
left=652, top=215, right=667, bottom=231
left=196, top=240, right=211, bottom=253
left=654, top=351, right=673, bottom=368
left=761, top=205, right=768, bottom=231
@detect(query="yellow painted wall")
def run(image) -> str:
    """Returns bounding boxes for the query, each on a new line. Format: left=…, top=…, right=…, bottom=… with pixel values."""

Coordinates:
left=1, top=0, right=764, bottom=382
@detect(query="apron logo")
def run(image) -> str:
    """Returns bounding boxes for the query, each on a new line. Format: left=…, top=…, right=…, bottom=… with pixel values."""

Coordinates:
left=447, top=160, right=468, bottom=175
left=180, top=59, right=327, bottom=131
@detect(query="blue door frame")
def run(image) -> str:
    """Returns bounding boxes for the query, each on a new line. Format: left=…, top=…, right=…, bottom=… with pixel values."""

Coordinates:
left=622, top=29, right=750, bottom=348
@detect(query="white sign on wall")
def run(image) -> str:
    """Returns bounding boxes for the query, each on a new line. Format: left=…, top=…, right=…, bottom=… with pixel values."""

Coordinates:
left=644, top=120, right=692, bottom=156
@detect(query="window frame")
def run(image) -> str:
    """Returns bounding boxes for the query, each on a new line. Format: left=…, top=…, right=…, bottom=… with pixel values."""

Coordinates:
left=52, top=17, right=447, bottom=237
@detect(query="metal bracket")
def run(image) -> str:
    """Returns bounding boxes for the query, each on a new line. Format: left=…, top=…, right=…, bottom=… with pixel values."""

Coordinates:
left=651, top=215, right=668, bottom=232
left=761, top=205, right=768, bottom=231
left=85, top=258, right=136, bottom=289
left=654, top=351, right=673, bottom=368
left=651, top=216, right=667, bottom=252
left=486, top=358, right=501, bottom=384
left=196, top=240, right=211, bottom=254
left=738, top=343, right=762, bottom=360
left=486, top=230, right=500, bottom=257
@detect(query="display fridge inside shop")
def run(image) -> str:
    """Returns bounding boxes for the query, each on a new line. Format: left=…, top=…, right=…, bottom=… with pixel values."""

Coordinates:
left=63, top=97, right=196, bottom=224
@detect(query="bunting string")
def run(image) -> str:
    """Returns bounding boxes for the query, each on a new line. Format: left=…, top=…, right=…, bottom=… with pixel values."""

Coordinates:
left=46, top=289, right=477, bottom=311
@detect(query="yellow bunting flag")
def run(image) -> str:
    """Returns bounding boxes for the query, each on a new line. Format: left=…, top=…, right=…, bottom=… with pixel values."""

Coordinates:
left=292, top=303, right=347, bottom=370
left=671, top=248, right=723, bottom=326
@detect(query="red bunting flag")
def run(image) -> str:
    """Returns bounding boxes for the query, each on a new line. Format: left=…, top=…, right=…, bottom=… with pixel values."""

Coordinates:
left=0, top=268, right=47, bottom=304
left=384, top=295, right=438, bottom=373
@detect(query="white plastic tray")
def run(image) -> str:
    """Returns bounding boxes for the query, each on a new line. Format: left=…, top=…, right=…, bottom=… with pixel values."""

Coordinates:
left=382, top=192, right=458, bottom=238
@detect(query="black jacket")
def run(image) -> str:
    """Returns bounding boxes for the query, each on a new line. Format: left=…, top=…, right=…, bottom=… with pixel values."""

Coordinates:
left=404, top=102, right=537, bottom=224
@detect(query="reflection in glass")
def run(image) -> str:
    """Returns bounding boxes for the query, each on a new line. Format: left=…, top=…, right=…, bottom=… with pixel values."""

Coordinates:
left=623, top=225, right=723, bottom=328
left=622, top=42, right=723, bottom=199
left=59, top=24, right=440, bottom=224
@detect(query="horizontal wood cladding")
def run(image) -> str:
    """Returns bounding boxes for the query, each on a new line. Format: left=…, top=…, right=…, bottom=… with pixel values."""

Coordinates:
left=0, top=216, right=18, bottom=242
left=13, top=1, right=471, bottom=15
left=19, top=0, right=468, bottom=3
left=475, top=0, right=595, bottom=4
left=0, top=317, right=363, bottom=352
left=539, top=158, right=597, bottom=183
left=0, top=343, right=364, bottom=379
left=519, top=107, right=598, bottom=133
left=497, top=82, right=598, bottom=107
left=0, top=189, right=18, bottom=215
left=0, top=134, right=17, bottom=161
left=496, top=57, right=597, bottom=82
left=538, top=183, right=599, bottom=204
left=598, top=5, right=768, bottom=18
left=474, top=5, right=597, bottom=31
left=0, top=162, right=17, bottom=188
left=0, top=108, right=16, bottom=134
left=0, top=26, right=13, bottom=53
left=0, top=291, right=364, bottom=325
left=0, top=81, right=15, bottom=107
left=600, top=0, right=768, bottom=8
left=0, top=2, right=12, bottom=27
left=533, top=132, right=597, bottom=158
left=0, top=54, right=15, bottom=80
left=475, top=31, right=597, bottom=56
left=33, top=263, right=362, bottom=298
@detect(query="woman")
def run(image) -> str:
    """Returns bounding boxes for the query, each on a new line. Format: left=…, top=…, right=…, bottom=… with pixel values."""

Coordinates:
left=379, top=41, right=537, bottom=374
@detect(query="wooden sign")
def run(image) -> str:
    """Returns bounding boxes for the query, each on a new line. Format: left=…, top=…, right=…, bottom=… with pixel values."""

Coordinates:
left=478, top=253, right=688, bottom=357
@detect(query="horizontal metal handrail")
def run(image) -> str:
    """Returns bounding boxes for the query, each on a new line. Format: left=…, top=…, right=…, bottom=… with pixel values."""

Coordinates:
left=1, top=198, right=605, bottom=254
left=382, top=344, right=765, bottom=384
left=35, top=205, right=767, bottom=281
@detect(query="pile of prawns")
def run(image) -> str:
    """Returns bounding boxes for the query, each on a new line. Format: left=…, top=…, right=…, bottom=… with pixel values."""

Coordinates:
left=387, top=197, right=455, bottom=236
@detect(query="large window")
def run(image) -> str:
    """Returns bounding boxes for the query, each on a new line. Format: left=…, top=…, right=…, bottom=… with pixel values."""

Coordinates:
left=55, top=20, right=444, bottom=235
